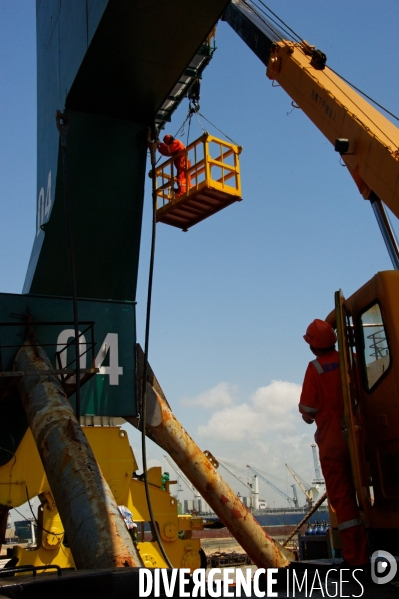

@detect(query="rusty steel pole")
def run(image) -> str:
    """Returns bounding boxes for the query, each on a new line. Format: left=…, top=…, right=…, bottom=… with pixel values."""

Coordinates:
left=15, top=339, right=142, bottom=570
left=129, top=347, right=292, bottom=569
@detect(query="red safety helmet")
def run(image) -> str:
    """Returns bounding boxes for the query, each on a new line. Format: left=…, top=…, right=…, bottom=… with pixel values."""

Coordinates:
left=163, top=134, right=174, bottom=145
left=303, top=319, right=337, bottom=348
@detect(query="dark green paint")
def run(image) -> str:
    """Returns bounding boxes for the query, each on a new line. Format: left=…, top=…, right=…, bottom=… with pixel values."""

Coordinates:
left=25, top=0, right=230, bottom=301
left=0, top=292, right=137, bottom=417
left=28, top=112, right=146, bottom=300
left=3, top=0, right=230, bottom=456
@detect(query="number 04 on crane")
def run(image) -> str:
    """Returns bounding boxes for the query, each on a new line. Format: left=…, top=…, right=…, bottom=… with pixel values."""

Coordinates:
left=155, top=133, right=242, bottom=231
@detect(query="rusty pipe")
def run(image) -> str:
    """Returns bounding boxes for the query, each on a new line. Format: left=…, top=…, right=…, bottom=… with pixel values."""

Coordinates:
left=129, top=350, right=291, bottom=569
left=130, top=383, right=291, bottom=568
left=15, top=339, right=142, bottom=570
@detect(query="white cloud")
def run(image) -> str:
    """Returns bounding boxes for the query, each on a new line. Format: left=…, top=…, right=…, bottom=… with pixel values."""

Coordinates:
left=181, top=381, right=237, bottom=408
left=123, top=383, right=320, bottom=509
left=197, top=380, right=301, bottom=441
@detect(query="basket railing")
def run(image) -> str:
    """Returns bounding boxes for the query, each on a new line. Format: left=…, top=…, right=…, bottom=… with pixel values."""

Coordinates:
left=155, top=134, right=242, bottom=210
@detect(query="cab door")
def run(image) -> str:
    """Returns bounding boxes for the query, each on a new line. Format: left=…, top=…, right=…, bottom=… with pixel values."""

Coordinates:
left=336, top=271, right=399, bottom=552
left=335, top=290, right=372, bottom=519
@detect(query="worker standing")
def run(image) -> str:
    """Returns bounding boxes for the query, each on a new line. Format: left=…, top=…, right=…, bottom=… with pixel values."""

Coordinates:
left=299, top=319, right=369, bottom=567
left=158, top=134, right=192, bottom=196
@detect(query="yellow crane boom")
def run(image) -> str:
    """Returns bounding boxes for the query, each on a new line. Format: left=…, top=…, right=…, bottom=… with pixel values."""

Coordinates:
left=224, top=0, right=399, bottom=267
left=266, top=40, right=399, bottom=215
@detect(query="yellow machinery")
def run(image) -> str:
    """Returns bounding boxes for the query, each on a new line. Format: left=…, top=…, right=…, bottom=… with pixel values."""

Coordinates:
left=155, top=133, right=242, bottom=231
left=265, top=40, right=399, bottom=213
left=1, top=426, right=204, bottom=572
left=327, top=270, right=399, bottom=554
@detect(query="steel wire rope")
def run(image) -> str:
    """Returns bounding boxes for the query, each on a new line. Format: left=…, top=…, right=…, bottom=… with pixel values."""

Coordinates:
left=220, top=459, right=250, bottom=474
left=243, top=0, right=297, bottom=43
left=239, top=0, right=285, bottom=44
left=326, top=66, right=399, bottom=123
left=243, top=0, right=399, bottom=150
left=253, top=465, right=296, bottom=487
left=140, top=131, right=174, bottom=569
left=247, top=0, right=302, bottom=42
left=174, top=111, right=193, bottom=140
left=322, top=68, right=399, bottom=150
left=186, top=112, right=193, bottom=147
left=194, top=110, right=207, bottom=135
left=196, top=112, right=240, bottom=146
left=245, top=0, right=399, bottom=128
left=286, top=467, right=311, bottom=490
left=241, top=0, right=325, bottom=77
left=56, top=112, right=82, bottom=421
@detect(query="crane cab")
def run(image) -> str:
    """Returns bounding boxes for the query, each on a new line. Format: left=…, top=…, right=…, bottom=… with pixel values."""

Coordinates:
left=333, top=270, right=399, bottom=554
left=155, top=133, right=242, bottom=231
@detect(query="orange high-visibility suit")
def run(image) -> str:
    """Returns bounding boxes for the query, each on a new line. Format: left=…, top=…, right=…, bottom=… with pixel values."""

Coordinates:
left=299, top=349, right=369, bottom=566
left=158, top=138, right=192, bottom=196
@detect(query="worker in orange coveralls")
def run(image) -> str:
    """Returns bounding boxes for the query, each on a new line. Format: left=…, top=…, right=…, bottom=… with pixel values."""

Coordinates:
left=299, top=319, right=369, bottom=567
left=158, top=134, right=193, bottom=196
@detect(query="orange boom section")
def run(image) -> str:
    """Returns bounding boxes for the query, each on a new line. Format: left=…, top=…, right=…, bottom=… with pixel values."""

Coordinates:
left=155, top=133, right=242, bottom=231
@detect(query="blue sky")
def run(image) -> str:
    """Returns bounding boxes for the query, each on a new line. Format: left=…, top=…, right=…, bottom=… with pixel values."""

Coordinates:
left=1, top=1, right=399, bottom=514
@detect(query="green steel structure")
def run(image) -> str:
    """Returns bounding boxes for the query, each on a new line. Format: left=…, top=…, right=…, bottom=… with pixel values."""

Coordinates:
left=24, top=0, right=229, bottom=300
left=0, top=1, right=230, bottom=454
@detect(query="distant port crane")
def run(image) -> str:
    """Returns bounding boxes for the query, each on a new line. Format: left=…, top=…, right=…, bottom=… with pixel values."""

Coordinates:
left=285, top=463, right=313, bottom=507
left=247, top=465, right=299, bottom=508
left=311, top=444, right=324, bottom=483
left=218, top=459, right=259, bottom=510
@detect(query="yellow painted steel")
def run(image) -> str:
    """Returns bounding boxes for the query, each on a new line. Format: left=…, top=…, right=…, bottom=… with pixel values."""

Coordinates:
left=0, top=427, right=135, bottom=508
left=323, top=271, right=399, bottom=553
left=1, top=427, right=203, bottom=573
left=11, top=490, right=74, bottom=574
left=335, top=272, right=399, bottom=530
left=155, top=133, right=242, bottom=210
left=266, top=42, right=399, bottom=217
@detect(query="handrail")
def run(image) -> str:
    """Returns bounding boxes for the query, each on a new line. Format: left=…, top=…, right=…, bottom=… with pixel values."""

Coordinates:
left=155, top=133, right=241, bottom=209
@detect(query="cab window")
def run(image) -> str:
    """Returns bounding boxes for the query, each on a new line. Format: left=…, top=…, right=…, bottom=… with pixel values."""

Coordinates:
left=360, top=303, right=390, bottom=390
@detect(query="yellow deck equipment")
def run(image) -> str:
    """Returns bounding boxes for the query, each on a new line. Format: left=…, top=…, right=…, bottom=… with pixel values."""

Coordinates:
left=155, top=133, right=242, bottom=230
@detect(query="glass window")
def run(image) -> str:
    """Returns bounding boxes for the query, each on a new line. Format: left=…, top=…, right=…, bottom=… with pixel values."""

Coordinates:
left=360, top=303, right=390, bottom=390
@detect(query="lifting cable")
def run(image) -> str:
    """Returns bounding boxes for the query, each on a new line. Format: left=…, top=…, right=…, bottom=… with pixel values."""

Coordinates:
left=174, top=111, right=192, bottom=140
left=172, top=97, right=241, bottom=148
left=244, top=0, right=399, bottom=129
left=326, top=66, right=399, bottom=124
left=323, top=69, right=399, bottom=150
left=246, top=0, right=302, bottom=43
left=140, top=128, right=173, bottom=569
left=56, top=111, right=82, bottom=421
left=186, top=114, right=192, bottom=146
left=241, top=0, right=296, bottom=46
left=196, top=112, right=240, bottom=146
